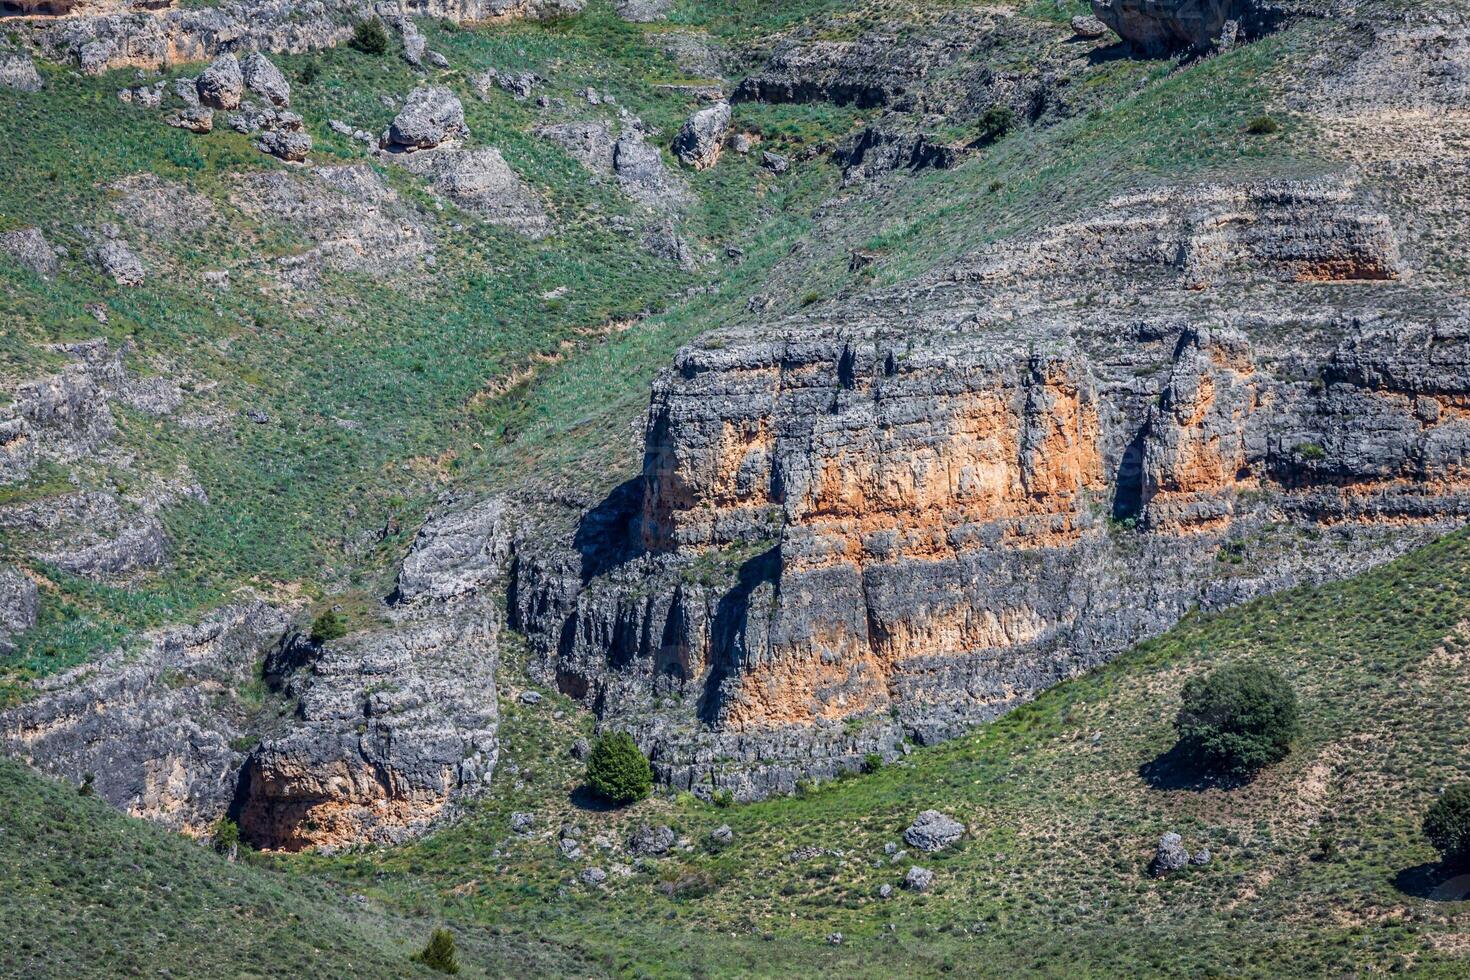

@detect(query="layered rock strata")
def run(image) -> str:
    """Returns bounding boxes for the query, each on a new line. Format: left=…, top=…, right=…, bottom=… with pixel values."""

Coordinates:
left=507, top=179, right=1468, bottom=799
left=10, top=0, right=582, bottom=74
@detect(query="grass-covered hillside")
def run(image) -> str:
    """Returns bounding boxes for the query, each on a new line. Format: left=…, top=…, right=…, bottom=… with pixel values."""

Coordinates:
left=0, top=758, right=594, bottom=977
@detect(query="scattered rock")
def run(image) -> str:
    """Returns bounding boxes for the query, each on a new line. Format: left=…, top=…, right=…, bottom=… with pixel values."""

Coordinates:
left=878, top=883, right=893, bottom=899
left=510, top=811, right=534, bottom=833
left=1192, top=847, right=1212, bottom=866
left=474, top=68, right=539, bottom=101
left=673, top=101, right=732, bottom=170
left=168, top=107, right=215, bottom=134
left=761, top=150, right=789, bottom=173
left=903, top=810, right=966, bottom=853
left=397, top=19, right=427, bottom=67
left=0, top=228, right=59, bottom=279
left=903, top=866, right=935, bottom=893
left=258, top=129, right=313, bottom=163
left=241, top=52, right=290, bottom=107
left=196, top=54, right=244, bottom=110
left=382, top=86, right=467, bottom=152
left=558, top=837, right=583, bottom=859
left=0, top=568, right=39, bottom=655
left=1070, top=14, right=1110, bottom=38
left=628, top=823, right=675, bottom=857
left=93, top=239, right=145, bottom=286
left=0, top=48, right=44, bottom=93
left=731, top=133, right=755, bottom=154
left=826, top=932, right=843, bottom=946
left=571, top=737, right=591, bottom=759
left=710, top=824, right=733, bottom=845
left=519, top=690, right=544, bottom=705
left=580, top=866, right=607, bottom=885
left=1151, top=832, right=1191, bottom=876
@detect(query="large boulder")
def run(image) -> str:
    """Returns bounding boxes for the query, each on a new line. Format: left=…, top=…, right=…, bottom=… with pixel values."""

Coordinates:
left=1150, top=832, right=1191, bottom=876
left=903, top=810, right=967, bottom=853
left=382, top=86, right=468, bottom=152
left=627, top=823, right=675, bottom=856
left=258, top=129, right=313, bottom=163
left=1090, top=0, right=1251, bottom=53
left=672, top=101, right=732, bottom=170
left=0, top=48, right=44, bottom=93
left=196, top=54, right=244, bottom=110
left=241, top=52, right=290, bottom=107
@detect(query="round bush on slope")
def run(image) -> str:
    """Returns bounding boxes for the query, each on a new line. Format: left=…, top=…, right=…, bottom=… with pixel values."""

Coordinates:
left=586, top=731, right=653, bottom=805
left=1174, top=663, right=1300, bottom=776
left=1425, top=784, right=1470, bottom=868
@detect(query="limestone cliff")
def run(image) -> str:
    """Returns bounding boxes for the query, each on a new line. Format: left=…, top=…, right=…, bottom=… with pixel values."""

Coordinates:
left=508, top=179, right=1470, bottom=799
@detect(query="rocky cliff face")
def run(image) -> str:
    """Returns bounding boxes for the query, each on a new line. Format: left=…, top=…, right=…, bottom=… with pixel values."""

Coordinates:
left=508, top=178, right=1470, bottom=799
left=10, top=0, right=581, bottom=73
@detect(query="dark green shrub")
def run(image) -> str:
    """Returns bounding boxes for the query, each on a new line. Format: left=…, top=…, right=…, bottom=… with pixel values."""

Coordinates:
left=298, top=60, right=320, bottom=85
left=309, top=610, right=347, bottom=644
left=1174, top=663, right=1300, bottom=776
left=350, top=17, right=390, bottom=56
left=414, top=928, right=460, bottom=975
left=861, top=753, right=884, bottom=774
left=712, top=789, right=734, bottom=809
left=1425, top=784, right=1470, bottom=868
left=978, top=106, right=1015, bottom=142
left=1245, top=115, right=1280, bottom=135
left=586, top=731, right=652, bottom=805
left=211, top=817, right=240, bottom=859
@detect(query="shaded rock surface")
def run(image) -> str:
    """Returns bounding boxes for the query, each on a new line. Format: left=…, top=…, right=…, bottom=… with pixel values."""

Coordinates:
left=672, top=101, right=731, bottom=170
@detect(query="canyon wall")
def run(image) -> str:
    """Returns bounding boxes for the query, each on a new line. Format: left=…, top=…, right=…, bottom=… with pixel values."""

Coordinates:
left=510, top=181, right=1470, bottom=799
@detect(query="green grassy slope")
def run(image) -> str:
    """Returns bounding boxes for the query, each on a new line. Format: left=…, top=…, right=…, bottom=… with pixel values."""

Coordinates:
left=0, top=759, right=595, bottom=977
left=283, top=529, right=1470, bottom=977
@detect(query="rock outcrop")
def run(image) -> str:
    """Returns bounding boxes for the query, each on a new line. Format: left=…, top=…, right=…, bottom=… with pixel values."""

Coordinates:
left=1091, top=0, right=1269, bottom=52
left=505, top=178, right=1466, bottom=799
left=240, top=51, right=289, bottom=107
left=673, top=101, right=731, bottom=170
left=13, top=0, right=584, bottom=75
left=382, top=86, right=467, bottom=152
left=0, top=603, right=292, bottom=834
left=388, top=146, right=550, bottom=237
left=195, top=53, right=243, bottom=109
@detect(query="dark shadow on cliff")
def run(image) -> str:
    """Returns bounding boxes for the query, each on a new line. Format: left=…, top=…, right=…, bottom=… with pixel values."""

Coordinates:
left=1393, top=863, right=1470, bottom=901
left=572, top=477, right=645, bottom=584
left=698, top=546, right=781, bottom=726
left=1138, top=742, right=1252, bottom=792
